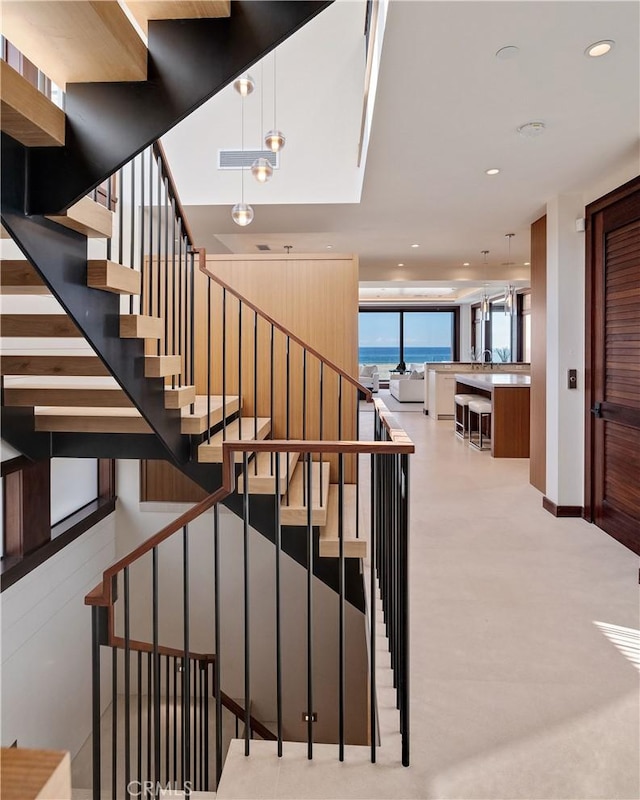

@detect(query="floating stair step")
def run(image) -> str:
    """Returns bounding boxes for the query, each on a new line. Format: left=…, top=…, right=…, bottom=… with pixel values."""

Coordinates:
left=34, top=405, right=152, bottom=434
left=46, top=197, right=113, bottom=238
left=2, top=376, right=134, bottom=408
left=237, top=451, right=299, bottom=495
left=0, top=260, right=48, bottom=294
left=87, top=260, right=141, bottom=295
left=164, top=385, right=196, bottom=409
left=0, top=1, right=147, bottom=88
left=145, top=354, right=181, bottom=378
left=181, top=395, right=240, bottom=435
left=0, top=314, right=79, bottom=337
left=280, top=460, right=331, bottom=527
left=197, top=417, right=271, bottom=464
left=319, top=485, right=367, bottom=559
left=120, top=314, right=163, bottom=339
left=126, top=1, right=230, bottom=34
left=0, top=354, right=109, bottom=377
left=0, top=59, right=65, bottom=147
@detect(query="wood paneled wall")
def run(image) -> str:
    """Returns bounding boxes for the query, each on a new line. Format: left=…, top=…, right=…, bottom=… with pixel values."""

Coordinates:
left=530, top=215, right=547, bottom=492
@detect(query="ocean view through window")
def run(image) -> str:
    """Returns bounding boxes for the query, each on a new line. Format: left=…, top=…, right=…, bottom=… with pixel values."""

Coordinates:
left=359, top=309, right=456, bottom=379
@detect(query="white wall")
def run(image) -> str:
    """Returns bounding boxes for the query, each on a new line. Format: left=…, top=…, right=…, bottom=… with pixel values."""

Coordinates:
left=114, top=459, right=369, bottom=745
left=0, top=514, right=116, bottom=757
left=458, top=302, right=472, bottom=361
left=50, top=458, right=99, bottom=526
left=544, top=158, right=639, bottom=506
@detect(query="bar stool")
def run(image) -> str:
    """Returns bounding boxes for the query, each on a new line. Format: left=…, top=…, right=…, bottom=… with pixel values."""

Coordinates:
left=468, top=398, right=492, bottom=451
left=454, top=393, right=483, bottom=439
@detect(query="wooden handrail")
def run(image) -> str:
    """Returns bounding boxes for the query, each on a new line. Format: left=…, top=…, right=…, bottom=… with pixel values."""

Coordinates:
left=195, top=248, right=373, bottom=402
left=373, top=398, right=415, bottom=447
left=153, top=140, right=196, bottom=247
left=86, top=426, right=414, bottom=608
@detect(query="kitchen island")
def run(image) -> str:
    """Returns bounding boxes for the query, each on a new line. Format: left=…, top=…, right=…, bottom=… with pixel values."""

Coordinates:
left=455, top=373, right=531, bottom=458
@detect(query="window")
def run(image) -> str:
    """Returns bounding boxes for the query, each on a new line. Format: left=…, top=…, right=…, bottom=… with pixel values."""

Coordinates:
left=359, top=308, right=458, bottom=379
left=490, top=303, right=513, bottom=362
left=518, top=291, right=531, bottom=362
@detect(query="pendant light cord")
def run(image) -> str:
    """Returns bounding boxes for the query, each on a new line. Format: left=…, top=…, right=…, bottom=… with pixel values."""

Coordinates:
left=273, top=49, right=277, bottom=129
left=241, top=92, right=245, bottom=203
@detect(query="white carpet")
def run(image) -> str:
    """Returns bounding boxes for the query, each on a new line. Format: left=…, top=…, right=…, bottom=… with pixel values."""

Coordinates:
left=361, top=388, right=425, bottom=413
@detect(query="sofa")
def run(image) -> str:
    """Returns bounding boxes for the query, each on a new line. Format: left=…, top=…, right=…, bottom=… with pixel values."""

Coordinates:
left=389, top=370, right=424, bottom=402
left=359, top=364, right=379, bottom=393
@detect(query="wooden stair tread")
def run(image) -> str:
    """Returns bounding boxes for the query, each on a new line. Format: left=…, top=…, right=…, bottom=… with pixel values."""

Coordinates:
left=145, top=354, right=181, bottom=378
left=32, top=395, right=234, bottom=435
left=0, top=354, right=109, bottom=376
left=1, top=314, right=79, bottom=337
left=0, top=59, right=65, bottom=147
left=120, top=314, right=163, bottom=339
left=181, top=395, right=240, bottom=434
left=280, top=461, right=331, bottom=527
left=126, top=1, right=230, bottom=34
left=319, top=485, right=367, bottom=559
left=46, top=197, right=113, bottom=238
left=2, top=376, right=196, bottom=409
left=237, top=451, right=299, bottom=496
left=0, top=1, right=147, bottom=88
left=0, top=260, right=49, bottom=294
left=87, top=260, right=141, bottom=295
left=197, top=417, right=271, bottom=464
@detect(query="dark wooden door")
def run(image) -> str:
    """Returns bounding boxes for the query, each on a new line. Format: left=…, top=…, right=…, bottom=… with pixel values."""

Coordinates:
left=586, top=177, right=640, bottom=555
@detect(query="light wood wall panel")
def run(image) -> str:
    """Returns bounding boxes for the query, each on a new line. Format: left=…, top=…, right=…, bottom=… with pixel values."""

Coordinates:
left=530, top=215, right=547, bottom=492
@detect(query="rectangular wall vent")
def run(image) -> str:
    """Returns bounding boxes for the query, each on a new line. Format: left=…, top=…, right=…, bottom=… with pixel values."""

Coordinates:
left=256, top=244, right=271, bottom=251
left=218, top=149, right=279, bottom=170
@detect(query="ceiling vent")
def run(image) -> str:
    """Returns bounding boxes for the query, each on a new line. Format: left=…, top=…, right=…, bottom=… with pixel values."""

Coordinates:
left=218, top=149, right=279, bottom=170
left=256, top=244, right=271, bottom=251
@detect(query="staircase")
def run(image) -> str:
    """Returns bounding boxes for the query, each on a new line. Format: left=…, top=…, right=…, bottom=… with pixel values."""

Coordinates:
left=0, top=4, right=413, bottom=797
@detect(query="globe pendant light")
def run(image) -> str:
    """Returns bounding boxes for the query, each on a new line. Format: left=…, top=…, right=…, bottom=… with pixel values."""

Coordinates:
left=251, top=157, right=273, bottom=183
left=231, top=80, right=253, bottom=226
left=231, top=202, right=254, bottom=226
left=265, top=49, right=285, bottom=153
left=233, top=74, right=255, bottom=97
left=480, top=251, right=490, bottom=321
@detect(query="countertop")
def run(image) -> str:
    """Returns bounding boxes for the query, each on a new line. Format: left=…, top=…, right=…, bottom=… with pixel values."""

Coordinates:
left=428, top=363, right=530, bottom=374
left=455, top=373, right=532, bottom=389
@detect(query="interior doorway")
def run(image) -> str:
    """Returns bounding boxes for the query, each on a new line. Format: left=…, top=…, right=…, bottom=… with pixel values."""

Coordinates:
left=585, top=176, right=640, bottom=555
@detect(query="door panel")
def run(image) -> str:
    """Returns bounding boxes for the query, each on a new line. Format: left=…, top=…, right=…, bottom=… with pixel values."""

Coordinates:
left=586, top=178, right=640, bottom=555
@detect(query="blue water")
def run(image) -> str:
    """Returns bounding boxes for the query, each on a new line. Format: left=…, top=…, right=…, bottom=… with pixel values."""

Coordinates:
left=359, top=346, right=452, bottom=364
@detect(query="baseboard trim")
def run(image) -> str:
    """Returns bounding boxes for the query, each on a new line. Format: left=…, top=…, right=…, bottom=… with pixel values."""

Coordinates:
left=542, top=497, right=583, bottom=517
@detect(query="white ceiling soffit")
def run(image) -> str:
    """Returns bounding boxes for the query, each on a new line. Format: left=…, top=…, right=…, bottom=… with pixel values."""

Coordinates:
left=169, top=0, right=639, bottom=282
left=161, top=0, right=368, bottom=206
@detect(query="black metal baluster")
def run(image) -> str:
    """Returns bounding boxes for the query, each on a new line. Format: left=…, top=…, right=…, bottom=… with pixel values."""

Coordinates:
left=355, top=397, right=360, bottom=537
left=106, top=176, right=112, bottom=261
left=306, top=452, right=314, bottom=760
left=302, top=350, right=307, bottom=506
left=269, top=325, right=275, bottom=477
left=146, top=652, right=152, bottom=785
left=172, top=656, right=177, bottom=786
left=91, top=607, right=101, bottom=800
left=222, top=287, right=227, bottom=441
left=183, top=236, right=189, bottom=387
left=163, top=177, right=170, bottom=358
left=183, top=525, right=191, bottom=790
left=338, top=452, right=345, bottom=762
left=319, top=361, right=324, bottom=507
left=243, top=451, right=251, bottom=754
left=117, top=169, right=124, bottom=271
left=171, top=198, right=177, bottom=388
left=207, top=279, right=211, bottom=443
left=148, top=147, right=154, bottom=321
left=165, top=654, right=170, bottom=785
left=124, top=567, right=132, bottom=794
left=189, top=251, right=195, bottom=410
left=204, top=662, right=210, bottom=790
left=370, top=453, right=377, bottom=764
left=156, top=157, right=162, bottom=356
left=152, top=548, right=161, bottom=793
left=112, top=642, right=118, bottom=800
left=213, top=504, right=223, bottom=786
left=285, top=337, right=290, bottom=505
left=274, top=454, right=283, bottom=757
left=177, top=227, right=183, bottom=387
left=137, top=651, right=142, bottom=789
left=254, top=311, right=258, bottom=474
left=400, top=453, right=410, bottom=767
left=129, top=160, right=135, bottom=315
left=192, top=659, right=198, bottom=790
left=238, top=301, right=243, bottom=440
left=139, top=152, right=146, bottom=317
left=338, top=376, right=343, bottom=440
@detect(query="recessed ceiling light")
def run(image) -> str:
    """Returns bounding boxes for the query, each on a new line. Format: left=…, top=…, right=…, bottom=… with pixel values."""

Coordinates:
left=326, top=245, right=333, bottom=249
left=485, top=168, right=500, bottom=175
left=496, top=45, right=520, bottom=60
left=524, top=261, right=531, bottom=266
left=411, top=244, right=419, bottom=248
left=585, top=40, right=614, bottom=58
left=463, top=262, right=470, bottom=266
left=397, top=263, right=404, bottom=267
left=517, top=121, right=546, bottom=138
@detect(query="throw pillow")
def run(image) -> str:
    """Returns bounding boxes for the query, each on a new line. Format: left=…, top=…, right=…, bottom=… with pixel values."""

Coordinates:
left=360, top=364, right=377, bottom=378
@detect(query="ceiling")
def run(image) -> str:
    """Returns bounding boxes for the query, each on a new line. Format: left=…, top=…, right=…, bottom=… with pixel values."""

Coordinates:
left=163, top=0, right=640, bottom=297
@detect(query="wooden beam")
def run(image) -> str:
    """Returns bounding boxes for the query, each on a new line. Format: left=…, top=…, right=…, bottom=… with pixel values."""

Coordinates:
left=0, top=60, right=65, bottom=147
left=0, top=1, right=147, bottom=87
left=87, top=260, right=141, bottom=295
left=46, top=197, right=113, bottom=238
